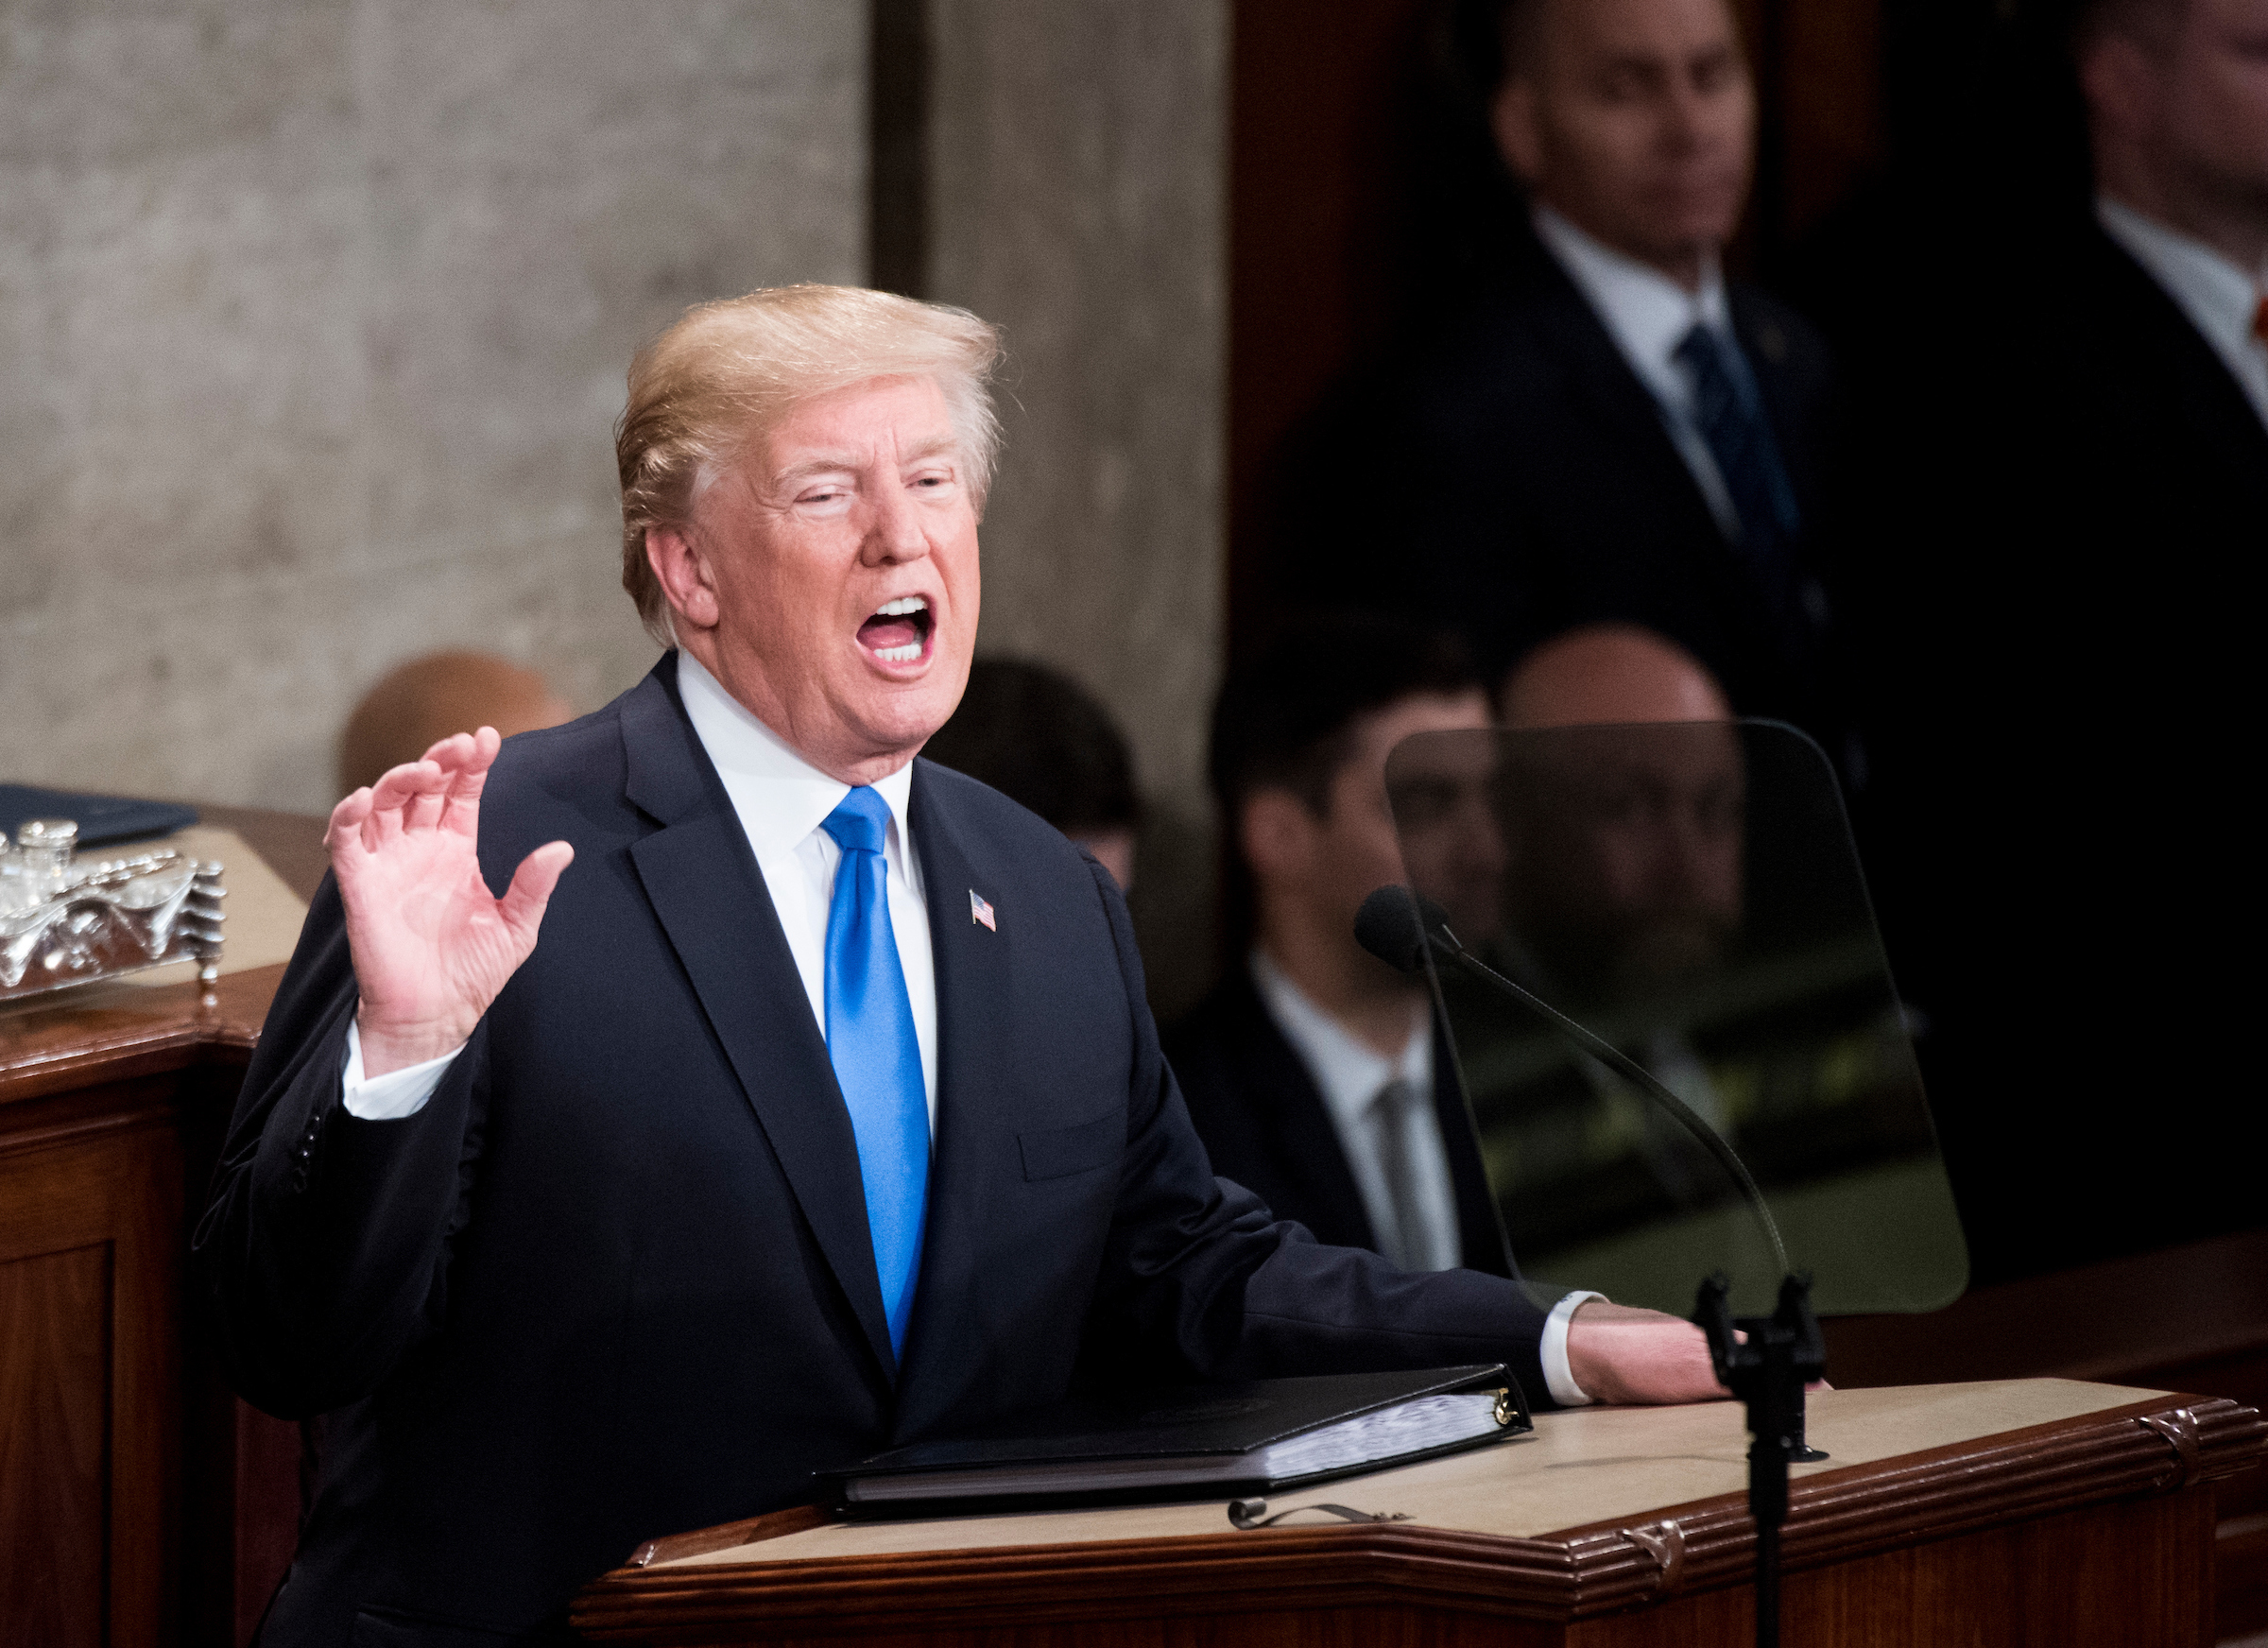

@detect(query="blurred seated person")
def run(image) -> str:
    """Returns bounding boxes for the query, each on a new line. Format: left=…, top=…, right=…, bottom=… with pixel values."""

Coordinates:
left=1502, top=621, right=1733, bottom=731
left=1167, top=617, right=1510, bottom=1283
left=1278, top=0, right=1840, bottom=749
left=338, top=651, right=572, bottom=798
left=917, top=657, right=1141, bottom=889
left=1493, top=626, right=1741, bottom=1070
left=1476, top=626, right=1755, bottom=1255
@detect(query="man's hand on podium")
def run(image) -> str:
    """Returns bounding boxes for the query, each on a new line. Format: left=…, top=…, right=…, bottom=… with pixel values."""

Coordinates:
left=1565, top=1299, right=1731, bottom=1405
left=326, top=728, right=574, bottom=1078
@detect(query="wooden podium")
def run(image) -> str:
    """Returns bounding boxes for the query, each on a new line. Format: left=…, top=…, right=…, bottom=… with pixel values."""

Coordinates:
left=575, top=1381, right=2264, bottom=1647
left=0, top=807, right=323, bottom=1648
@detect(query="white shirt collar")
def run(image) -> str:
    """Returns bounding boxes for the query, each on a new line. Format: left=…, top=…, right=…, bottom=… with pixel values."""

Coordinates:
left=2097, top=195, right=2268, bottom=428
left=1248, top=949, right=1429, bottom=1132
left=673, top=646, right=918, bottom=878
left=1533, top=202, right=1730, bottom=411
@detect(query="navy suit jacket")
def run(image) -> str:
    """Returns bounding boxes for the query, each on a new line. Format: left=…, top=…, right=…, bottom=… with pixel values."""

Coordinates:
left=195, top=655, right=1555, bottom=1645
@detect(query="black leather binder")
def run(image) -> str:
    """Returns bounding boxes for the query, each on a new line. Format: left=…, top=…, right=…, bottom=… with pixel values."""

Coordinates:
left=0, top=785, right=199, bottom=848
left=817, top=1364, right=1530, bottom=1517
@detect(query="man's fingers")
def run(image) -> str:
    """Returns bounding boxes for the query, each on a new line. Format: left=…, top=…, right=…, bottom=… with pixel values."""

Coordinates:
left=496, top=840, right=575, bottom=943
left=419, top=730, right=482, bottom=770
left=326, top=787, right=375, bottom=855
left=440, top=728, right=501, bottom=834
left=362, top=761, right=447, bottom=850
left=404, top=783, right=448, bottom=833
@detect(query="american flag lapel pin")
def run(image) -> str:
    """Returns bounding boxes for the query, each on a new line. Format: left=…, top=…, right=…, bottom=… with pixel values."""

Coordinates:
left=969, top=888, right=997, bottom=932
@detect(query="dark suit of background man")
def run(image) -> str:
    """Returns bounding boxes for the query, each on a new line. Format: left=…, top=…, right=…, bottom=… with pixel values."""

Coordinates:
left=195, top=287, right=1725, bottom=1644
left=1838, top=0, right=2268, bottom=1286
left=1280, top=0, right=1839, bottom=751
left=1168, top=619, right=1512, bottom=1279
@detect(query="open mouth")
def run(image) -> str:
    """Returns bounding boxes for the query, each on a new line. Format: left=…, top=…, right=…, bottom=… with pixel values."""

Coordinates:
left=857, top=594, right=935, bottom=666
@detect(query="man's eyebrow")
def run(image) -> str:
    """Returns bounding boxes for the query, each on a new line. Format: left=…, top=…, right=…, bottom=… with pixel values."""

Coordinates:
left=768, top=438, right=960, bottom=490
left=1595, top=50, right=1670, bottom=77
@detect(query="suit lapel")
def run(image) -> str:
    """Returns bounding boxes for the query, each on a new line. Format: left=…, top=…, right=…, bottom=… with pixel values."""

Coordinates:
left=1529, top=272, right=1727, bottom=547
left=619, top=659, right=898, bottom=1380
left=1229, top=973, right=1378, bottom=1252
left=891, top=762, right=1013, bottom=1414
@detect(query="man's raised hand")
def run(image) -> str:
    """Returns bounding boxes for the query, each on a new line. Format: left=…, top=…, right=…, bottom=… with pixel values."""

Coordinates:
left=326, top=728, right=573, bottom=1077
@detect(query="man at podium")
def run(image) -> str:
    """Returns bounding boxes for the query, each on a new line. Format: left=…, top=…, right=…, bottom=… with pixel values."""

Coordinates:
left=195, top=284, right=1722, bottom=1646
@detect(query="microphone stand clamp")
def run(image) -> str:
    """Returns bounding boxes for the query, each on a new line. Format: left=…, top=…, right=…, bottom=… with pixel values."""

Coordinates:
left=1693, top=1272, right=1828, bottom=1648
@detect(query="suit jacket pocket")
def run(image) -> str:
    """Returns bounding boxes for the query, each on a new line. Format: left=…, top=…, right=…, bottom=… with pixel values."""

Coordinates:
left=1019, top=1111, right=1123, bottom=1181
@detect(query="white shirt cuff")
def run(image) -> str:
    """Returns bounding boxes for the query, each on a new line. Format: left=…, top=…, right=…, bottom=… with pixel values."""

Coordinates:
left=341, top=1019, right=462, bottom=1121
left=1541, top=1290, right=1608, bottom=1406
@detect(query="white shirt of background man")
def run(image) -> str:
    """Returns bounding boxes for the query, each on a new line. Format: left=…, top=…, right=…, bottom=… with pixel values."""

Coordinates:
left=1248, top=949, right=1601, bottom=1405
left=1250, top=948, right=1458, bottom=1273
left=1533, top=202, right=1744, bottom=541
left=339, top=645, right=940, bottom=1129
left=2099, top=195, right=2268, bottom=431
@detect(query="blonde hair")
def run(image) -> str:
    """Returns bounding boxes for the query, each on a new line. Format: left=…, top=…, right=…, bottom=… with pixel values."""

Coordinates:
left=614, top=284, right=1005, bottom=644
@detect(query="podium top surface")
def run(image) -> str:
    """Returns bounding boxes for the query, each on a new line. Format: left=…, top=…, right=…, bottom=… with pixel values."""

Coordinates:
left=660, top=1378, right=2172, bottom=1568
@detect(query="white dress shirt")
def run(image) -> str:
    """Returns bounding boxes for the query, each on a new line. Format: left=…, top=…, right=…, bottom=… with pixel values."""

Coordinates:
left=1247, top=950, right=1599, bottom=1404
left=2098, top=195, right=2268, bottom=431
left=1249, top=950, right=1458, bottom=1273
left=343, top=646, right=940, bottom=1129
left=1532, top=203, right=1744, bottom=540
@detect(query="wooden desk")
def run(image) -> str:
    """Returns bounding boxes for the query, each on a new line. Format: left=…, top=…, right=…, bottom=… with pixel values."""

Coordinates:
left=1827, top=1227, right=2268, bottom=1639
left=1, top=806, right=321, bottom=1648
left=576, top=1381, right=2265, bottom=1647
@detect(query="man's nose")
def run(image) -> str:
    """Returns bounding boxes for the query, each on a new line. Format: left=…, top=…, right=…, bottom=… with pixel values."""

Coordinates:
left=861, top=480, right=931, bottom=565
left=1658, top=81, right=1710, bottom=152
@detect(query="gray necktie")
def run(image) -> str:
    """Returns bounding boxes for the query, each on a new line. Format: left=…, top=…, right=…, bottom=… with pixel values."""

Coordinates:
left=1368, top=1076, right=1430, bottom=1271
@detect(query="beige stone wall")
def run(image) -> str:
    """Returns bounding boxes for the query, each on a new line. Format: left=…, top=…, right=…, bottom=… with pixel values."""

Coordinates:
left=0, top=1, right=865, bottom=813
left=927, top=0, right=1229, bottom=1012
left=1, top=0, right=1229, bottom=1007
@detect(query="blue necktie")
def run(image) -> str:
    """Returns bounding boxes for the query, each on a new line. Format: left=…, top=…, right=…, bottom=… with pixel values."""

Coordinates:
left=819, top=787, right=929, bottom=1359
left=1674, top=322, right=1803, bottom=609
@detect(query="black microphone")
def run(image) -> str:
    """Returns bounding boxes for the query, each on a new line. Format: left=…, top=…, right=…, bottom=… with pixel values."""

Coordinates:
left=1355, top=884, right=1789, bottom=1277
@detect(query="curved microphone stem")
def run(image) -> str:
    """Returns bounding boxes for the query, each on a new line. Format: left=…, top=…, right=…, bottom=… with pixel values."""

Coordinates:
left=1430, top=934, right=1791, bottom=1279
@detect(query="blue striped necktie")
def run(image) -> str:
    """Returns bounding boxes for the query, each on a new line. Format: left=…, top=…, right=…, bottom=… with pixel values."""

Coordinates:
left=819, top=786, right=930, bottom=1359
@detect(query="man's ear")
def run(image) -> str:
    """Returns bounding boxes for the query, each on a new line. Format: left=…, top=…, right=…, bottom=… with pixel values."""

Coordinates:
left=1491, top=77, right=1545, bottom=183
left=1240, top=789, right=1323, bottom=887
left=645, top=524, right=721, bottom=633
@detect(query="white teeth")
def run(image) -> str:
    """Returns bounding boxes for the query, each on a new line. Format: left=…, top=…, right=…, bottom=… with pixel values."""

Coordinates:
left=874, top=642, right=922, bottom=663
left=874, top=595, right=929, bottom=616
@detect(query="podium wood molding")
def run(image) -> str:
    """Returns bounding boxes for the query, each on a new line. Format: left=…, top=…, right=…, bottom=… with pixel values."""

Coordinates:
left=1, top=803, right=320, bottom=1648
left=573, top=1390, right=2264, bottom=1642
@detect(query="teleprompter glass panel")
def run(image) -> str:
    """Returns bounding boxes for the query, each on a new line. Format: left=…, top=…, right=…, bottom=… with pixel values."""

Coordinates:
left=1385, top=721, right=1967, bottom=1318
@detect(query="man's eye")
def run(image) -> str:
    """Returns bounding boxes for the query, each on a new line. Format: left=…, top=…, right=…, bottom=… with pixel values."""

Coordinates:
left=1598, top=67, right=1651, bottom=102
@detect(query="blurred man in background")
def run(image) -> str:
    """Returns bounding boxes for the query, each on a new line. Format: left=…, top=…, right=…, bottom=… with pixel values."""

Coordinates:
left=2080, top=0, right=2268, bottom=439
left=1497, top=626, right=1741, bottom=1012
left=1168, top=617, right=1510, bottom=1283
left=1838, top=0, right=2266, bottom=1285
left=338, top=651, right=572, bottom=798
left=1279, top=0, right=1841, bottom=754
left=919, top=657, right=1142, bottom=889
